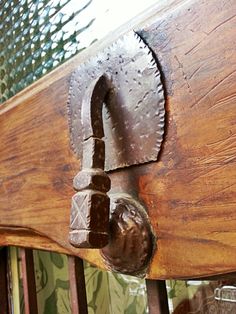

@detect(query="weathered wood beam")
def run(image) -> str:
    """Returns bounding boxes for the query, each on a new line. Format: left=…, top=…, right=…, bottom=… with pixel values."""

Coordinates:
left=0, top=0, right=236, bottom=279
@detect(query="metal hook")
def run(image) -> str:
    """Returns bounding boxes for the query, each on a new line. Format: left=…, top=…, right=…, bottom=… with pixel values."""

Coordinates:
left=69, top=75, right=111, bottom=248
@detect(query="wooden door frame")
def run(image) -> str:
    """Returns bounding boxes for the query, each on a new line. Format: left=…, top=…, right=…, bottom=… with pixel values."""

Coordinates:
left=0, top=0, right=236, bottom=280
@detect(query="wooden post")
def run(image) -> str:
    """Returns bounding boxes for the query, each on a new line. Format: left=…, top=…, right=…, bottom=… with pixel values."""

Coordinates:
left=20, top=248, right=38, bottom=314
left=0, top=247, right=10, bottom=314
left=68, top=256, right=88, bottom=314
left=146, top=279, right=170, bottom=314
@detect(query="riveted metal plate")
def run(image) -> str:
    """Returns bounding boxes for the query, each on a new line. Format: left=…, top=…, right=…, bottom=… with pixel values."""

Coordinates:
left=67, top=31, right=165, bottom=171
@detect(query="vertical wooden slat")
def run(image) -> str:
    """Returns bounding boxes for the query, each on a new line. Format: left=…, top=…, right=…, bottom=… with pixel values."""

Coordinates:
left=10, top=247, right=21, bottom=313
left=0, top=247, right=10, bottom=313
left=68, top=256, right=88, bottom=314
left=146, top=279, right=170, bottom=314
left=20, top=248, right=38, bottom=314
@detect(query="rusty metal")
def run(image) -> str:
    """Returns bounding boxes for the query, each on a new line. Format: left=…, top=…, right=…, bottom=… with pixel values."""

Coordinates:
left=68, top=31, right=165, bottom=172
left=101, top=194, right=155, bottom=276
left=69, top=32, right=163, bottom=251
left=69, top=75, right=111, bottom=248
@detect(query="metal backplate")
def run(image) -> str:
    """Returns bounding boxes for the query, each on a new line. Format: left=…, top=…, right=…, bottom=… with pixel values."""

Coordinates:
left=68, top=31, right=165, bottom=171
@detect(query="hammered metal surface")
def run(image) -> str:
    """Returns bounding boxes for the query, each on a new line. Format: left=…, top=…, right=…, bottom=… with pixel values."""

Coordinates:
left=100, top=194, right=155, bottom=276
left=69, top=76, right=112, bottom=248
left=68, top=31, right=165, bottom=171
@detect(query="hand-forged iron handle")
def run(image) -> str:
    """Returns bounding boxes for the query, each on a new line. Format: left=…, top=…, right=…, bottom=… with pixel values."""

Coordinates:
left=69, top=75, right=111, bottom=248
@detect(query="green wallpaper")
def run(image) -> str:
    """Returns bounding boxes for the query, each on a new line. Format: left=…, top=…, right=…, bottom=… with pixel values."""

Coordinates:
left=10, top=246, right=235, bottom=313
left=19, top=250, right=148, bottom=314
left=33, top=251, right=148, bottom=313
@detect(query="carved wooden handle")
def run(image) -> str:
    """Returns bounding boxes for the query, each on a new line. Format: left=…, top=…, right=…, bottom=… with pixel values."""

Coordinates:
left=69, top=75, right=111, bottom=248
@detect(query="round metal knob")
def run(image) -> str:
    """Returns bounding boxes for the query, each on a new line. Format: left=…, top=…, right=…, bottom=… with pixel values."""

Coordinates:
left=101, top=194, right=155, bottom=276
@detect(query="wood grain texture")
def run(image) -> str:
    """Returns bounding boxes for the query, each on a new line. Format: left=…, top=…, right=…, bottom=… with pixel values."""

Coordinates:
left=0, top=0, right=236, bottom=279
